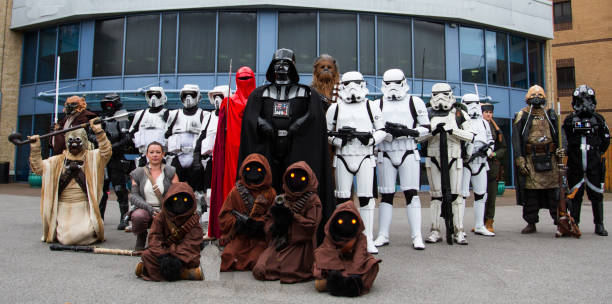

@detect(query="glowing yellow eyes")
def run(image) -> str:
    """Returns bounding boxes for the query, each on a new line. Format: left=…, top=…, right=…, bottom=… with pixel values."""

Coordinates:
left=351, top=219, right=357, bottom=224
left=246, top=167, right=250, bottom=171
left=337, top=219, right=343, bottom=224
left=290, top=173, right=295, bottom=178
left=257, top=168, right=262, bottom=172
left=301, top=177, right=306, bottom=181
left=184, top=198, right=187, bottom=202
left=173, top=197, right=177, bottom=201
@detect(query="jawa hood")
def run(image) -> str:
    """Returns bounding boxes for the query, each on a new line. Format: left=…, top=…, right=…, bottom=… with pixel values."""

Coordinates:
left=282, top=161, right=318, bottom=201
left=324, top=200, right=364, bottom=245
left=235, top=66, right=256, bottom=101
left=162, top=182, right=197, bottom=223
left=239, top=153, right=273, bottom=191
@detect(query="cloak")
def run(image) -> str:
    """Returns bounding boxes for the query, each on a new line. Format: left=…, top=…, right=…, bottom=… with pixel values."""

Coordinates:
left=30, top=129, right=110, bottom=244
left=219, top=153, right=276, bottom=271
left=141, top=182, right=203, bottom=281
left=253, top=161, right=322, bottom=283
left=52, top=109, right=97, bottom=155
left=314, top=201, right=381, bottom=295
left=209, top=66, right=256, bottom=239
left=237, top=84, right=334, bottom=244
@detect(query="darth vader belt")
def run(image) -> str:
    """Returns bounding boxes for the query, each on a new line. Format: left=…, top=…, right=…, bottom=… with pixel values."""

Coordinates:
left=277, top=130, right=288, bottom=137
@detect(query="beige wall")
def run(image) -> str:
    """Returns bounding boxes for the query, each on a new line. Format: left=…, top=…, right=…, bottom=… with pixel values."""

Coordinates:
left=0, top=0, right=23, bottom=172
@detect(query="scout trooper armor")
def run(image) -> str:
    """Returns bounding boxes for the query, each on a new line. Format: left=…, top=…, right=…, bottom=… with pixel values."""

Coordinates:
left=130, top=86, right=169, bottom=167
left=421, top=83, right=475, bottom=245
left=326, top=71, right=386, bottom=254
left=460, top=93, right=495, bottom=237
left=373, top=69, right=430, bottom=250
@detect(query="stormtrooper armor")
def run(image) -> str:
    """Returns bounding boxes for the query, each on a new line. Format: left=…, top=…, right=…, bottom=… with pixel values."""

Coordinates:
left=460, top=94, right=495, bottom=237
left=373, top=69, right=430, bottom=250
left=326, top=71, right=386, bottom=254
left=420, top=83, right=475, bottom=245
left=130, top=86, right=169, bottom=166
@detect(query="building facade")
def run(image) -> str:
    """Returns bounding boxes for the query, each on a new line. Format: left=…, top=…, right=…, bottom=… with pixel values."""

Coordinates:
left=1, top=0, right=554, bottom=181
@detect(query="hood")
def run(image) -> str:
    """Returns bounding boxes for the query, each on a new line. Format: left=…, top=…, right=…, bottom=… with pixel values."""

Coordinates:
left=162, top=182, right=197, bottom=217
left=324, top=201, right=364, bottom=245
left=238, top=153, right=273, bottom=191
left=282, top=161, right=318, bottom=201
left=235, top=66, right=256, bottom=101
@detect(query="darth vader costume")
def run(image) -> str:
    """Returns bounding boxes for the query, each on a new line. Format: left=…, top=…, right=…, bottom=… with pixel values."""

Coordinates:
left=237, top=48, right=334, bottom=244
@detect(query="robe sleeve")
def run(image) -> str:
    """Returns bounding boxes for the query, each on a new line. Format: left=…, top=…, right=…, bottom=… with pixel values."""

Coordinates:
left=147, top=215, right=170, bottom=257
left=218, top=188, right=239, bottom=240
left=289, top=197, right=321, bottom=244
left=95, top=128, right=112, bottom=168
left=171, top=222, right=204, bottom=268
left=29, top=139, right=44, bottom=176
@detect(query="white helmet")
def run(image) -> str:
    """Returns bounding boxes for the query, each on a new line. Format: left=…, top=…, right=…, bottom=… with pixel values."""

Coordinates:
left=145, top=86, right=167, bottom=108
left=430, top=83, right=455, bottom=111
left=462, top=93, right=482, bottom=118
left=339, top=71, right=369, bottom=103
left=180, top=84, right=201, bottom=109
left=381, top=69, right=409, bottom=101
left=207, top=85, right=231, bottom=111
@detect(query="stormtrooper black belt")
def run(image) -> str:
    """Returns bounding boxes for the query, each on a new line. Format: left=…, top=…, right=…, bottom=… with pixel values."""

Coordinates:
left=382, top=150, right=414, bottom=169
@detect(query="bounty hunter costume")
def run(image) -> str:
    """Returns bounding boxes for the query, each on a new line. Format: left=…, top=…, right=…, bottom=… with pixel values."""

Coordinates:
left=238, top=48, right=334, bottom=245
left=326, top=71, right=386, bottom=254
left=51, top=96, right=98, bottom=155
left=512, top=85, right=562, bottom=234
left=130, top=87, right=170, bottom=167
left=460, top=93, right=495, bottom=237
left=98, top=93, right=131, bottom=230
left=563, top=85, right=610, bottom=236
left=421, top=83, right=475, bottom=245
left=372, top=68, right=430, bottom=250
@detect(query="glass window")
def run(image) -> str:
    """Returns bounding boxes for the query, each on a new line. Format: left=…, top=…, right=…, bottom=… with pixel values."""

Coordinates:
left=160, top=13, right=177, bottom=74
left=460, top=27, right=485, bottom=83
left=485, top=31, right=508, bottom=86
left=178, top=12, right=216, bottom=73
left=554, top=1, right=572, bottom=24
left=37, top=28, right=56, bottom=82
left=377, top=16, right=411, bottom=76
left=58, top=24, right=79, bottom=79
left=414, top=20, right=445, bottom=80
left=278, top=12, right=317, bottom=73
left=21, top=31, right=37, bottom=84
left=93, top=18, right=125, bottom=77
left=125, top=15, right=159, bottom=75
left=320, top=13, right=357, bottom=71
left=510, top=36, right=527, bottom=89
left=557, top=66, right=575, bottom=93
left=218, top=12, right=257, bottom=72
left=359, top=15, right=375, bottom=75
left=528, top=40, right=543, bottom=87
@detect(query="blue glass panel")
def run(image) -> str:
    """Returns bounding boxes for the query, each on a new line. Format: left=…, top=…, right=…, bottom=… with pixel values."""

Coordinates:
left=510, top=36, right=527, bottom=89
left=37, top=28, right=57, bottom=82
left=58, top=24, right=79, bottom=79
left=460, top=27, right=485, bottom=83
left=21, top=31, right=37, bottom=84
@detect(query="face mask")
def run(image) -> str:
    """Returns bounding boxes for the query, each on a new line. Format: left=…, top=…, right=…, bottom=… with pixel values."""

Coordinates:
left=165, top=193, right=194, bottom=215
left=67, top=136, right=83, bottom=155
left=274, top=60, right=291, bottom=85
left=381, top=80, right=408, bottom=101
left=65, top=103, right=78, bottom=115
left=285, top=169, right=309, bottom=193
left=243, top=162, right=266, bottom=185
left=213, top=96, right=223, bottom=110
left=331, top=211, right=359, bottom=241
left=527, top=97, right=546, bottom=108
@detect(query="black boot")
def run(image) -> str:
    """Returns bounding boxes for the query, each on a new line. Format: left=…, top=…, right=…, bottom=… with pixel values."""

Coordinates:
left=592, top=200, right=607, bottom=236
left=99, top=193, right=108, bottom=221
left=117, top=199, right=129, bottom=230
left=135, top=231, right=148, bottom=251
left=521, top=223, right=536, bottom=234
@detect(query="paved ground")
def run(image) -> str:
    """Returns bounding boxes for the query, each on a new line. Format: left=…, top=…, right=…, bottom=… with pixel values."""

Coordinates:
left=1, top=188, right=611, bottom=303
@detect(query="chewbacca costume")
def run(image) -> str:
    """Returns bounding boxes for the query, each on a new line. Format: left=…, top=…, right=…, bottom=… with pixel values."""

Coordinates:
left=52, top=96, right=97, bottom=155
left=139, top=182, right=203, bottom=281
left=219, top=153, right=276, bottom=271
left=314, top=201, right=381, bottom=296
left=253, top=161, right=322, bottom=283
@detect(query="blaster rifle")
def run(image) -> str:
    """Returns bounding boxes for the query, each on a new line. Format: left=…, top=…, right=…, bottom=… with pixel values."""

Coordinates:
left=466, top=142, right=494, bottom=164
left=328, top=126, right=372, bottom=146
left=385, top=121, right=419, bottom=138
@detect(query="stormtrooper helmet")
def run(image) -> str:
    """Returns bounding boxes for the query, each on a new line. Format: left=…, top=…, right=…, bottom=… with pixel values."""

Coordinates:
left=207, top=85, right=230, bottom=111
left=180, top=84, right=201, bottom=109
left=339, top=71, right=369, bottom=103
left=381, top=69, right=409, bottom=101
left=430, top=83, right=455, bottom=111
left=462, top=93, right=482, bottom=118
left=572, top=84, right=596, bottom=115
left=145, top=86, right=167, bottom=108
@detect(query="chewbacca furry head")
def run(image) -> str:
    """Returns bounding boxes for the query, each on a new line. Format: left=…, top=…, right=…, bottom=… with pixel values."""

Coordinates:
left=64, top=95, right=87, bottom=115
left=312, top=54, right=340, bottom=102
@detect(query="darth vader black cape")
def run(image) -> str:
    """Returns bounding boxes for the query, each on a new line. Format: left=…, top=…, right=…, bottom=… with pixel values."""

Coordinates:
left=237, top=84, right=334, bottom=244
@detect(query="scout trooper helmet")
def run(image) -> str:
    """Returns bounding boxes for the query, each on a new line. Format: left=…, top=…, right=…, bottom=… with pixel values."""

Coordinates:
left=430, top=83, right=455, bottom=111
left=207, top=85, right=230, bottom=111
left=145, top=86, right=167, bottom=108
left=462, top=93, right=482, bottom=118
left=381, top=69, right=409, bottom=101
left=180, top=84, right=201, bottom=109
left=339, top=71, right=369, bottom=103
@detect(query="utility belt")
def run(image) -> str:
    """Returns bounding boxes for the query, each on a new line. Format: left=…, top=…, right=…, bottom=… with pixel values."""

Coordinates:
left=274, top=129, right=290, bottom=158
left=525, top=142, right=556, bottom=154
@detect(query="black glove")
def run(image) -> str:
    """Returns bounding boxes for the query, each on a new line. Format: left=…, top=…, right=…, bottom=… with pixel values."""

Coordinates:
left=327, top=271, right=364, bottom=297
left=244, top=218, right=265, bottom=237
left=431, top=123, right=446, bottom=136
left=288, top=112, right=311, bottom=135
left=403, top=128, right=420, bottom=138
left=270, top=203, right=293, bottom=250
left=158, top=254, right=183, bottom=282
left=257, top=117, right=275, bottom=138
left=357, top=133, right=373, bottom=146
left=386, top=126, right=403, bottom=139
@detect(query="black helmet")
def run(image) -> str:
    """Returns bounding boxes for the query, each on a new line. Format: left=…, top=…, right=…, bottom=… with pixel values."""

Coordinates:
left=571, top=84, right=596, bottom=115
left=101, top=93, right=122, bottom=114
left=265, top=48, right=299, bottom=84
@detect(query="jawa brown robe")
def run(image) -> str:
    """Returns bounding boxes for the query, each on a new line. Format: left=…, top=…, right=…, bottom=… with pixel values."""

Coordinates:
left=219, top=153, right=276, bottom=271
left=30, top=129, right=110, bottom=245
left=253, top=161, right=322, bottom=283
left=314, top=201, right=381, bottom=295
left=140, top=182, right=203, bottom=281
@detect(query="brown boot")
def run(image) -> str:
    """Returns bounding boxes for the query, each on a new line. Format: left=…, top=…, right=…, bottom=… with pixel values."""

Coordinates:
left=521, top=223, right=536, bottom=234
left=180, top=266, right=204, bottom=280
left=135, top=231, right=148, bottom=251
left=315, top=279, right=327, bottom=292
left=135, top=262, right=144, bottom=277
left=485, top=219, right=495, bottom=233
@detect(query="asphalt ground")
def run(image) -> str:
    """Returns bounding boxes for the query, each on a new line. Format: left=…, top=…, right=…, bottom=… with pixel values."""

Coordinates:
left=1, top=187, right=611, bottom=303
